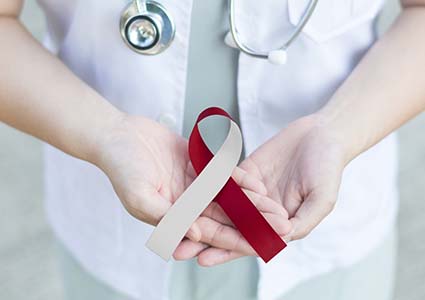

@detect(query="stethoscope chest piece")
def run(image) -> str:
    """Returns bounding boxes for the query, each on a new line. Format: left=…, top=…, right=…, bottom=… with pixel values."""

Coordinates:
left=120, top=0, right=175, bottom=55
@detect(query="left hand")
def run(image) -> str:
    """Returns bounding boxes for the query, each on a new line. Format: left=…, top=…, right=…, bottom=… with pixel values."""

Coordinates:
left=187, top=114, right=351, bottom=266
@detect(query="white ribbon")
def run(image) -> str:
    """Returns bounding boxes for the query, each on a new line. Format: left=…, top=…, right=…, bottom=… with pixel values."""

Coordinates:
left=146, top=120, right=242, bottom=260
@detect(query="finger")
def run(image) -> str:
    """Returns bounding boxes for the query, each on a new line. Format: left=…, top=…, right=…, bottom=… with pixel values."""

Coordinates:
left=202, top=207, right=290, bottom=237
left=196, top=216, right=255, bottom=255
left=202, top=202, right=234, bottom=226
left=238, top=156, right=264, bottom=180
left=232, top=167, right=267, bottom=195
left=282, top=182, right=304, bottom=218
left=244, top=190, right=288, bottom=217
left=283, top=195, right=303, bottom=219
left=244, top=190, right=292, bottom=235
left=173, top=239, right=209, bottom=260
left=197, top=247, right=245, bottom=267
left=286, top=188, right=337, bottom=241
left=201, top=189, right=288, bottom=227
left=201, top=191, right=292, bottom=236
left=263, top=212, right=291, bottom=237
left=261, top=213, right=292, bottom=236
left=185, top=160, right=197, bottom=181
left=186, top=223, right=202, bottom=242
left=125, top=185, right=203, bottom=241
left=124, top=184, right=203, bottom=241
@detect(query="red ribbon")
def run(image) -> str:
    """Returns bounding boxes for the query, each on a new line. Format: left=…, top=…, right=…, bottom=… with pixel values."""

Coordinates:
left=189, top=107, right=286, bottom=262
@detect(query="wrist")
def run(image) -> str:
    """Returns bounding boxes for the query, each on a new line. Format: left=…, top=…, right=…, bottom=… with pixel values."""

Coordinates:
left=83, top=107, right=127, bottom=167
left=309, top=111, right=363, bottom=166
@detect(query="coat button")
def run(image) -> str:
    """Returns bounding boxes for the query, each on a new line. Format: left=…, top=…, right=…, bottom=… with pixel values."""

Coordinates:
left=157, top=113, right=177, bottom=130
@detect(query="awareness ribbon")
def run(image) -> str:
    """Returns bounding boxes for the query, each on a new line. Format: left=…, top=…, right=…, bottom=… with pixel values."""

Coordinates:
left=146, top=107, right=286, bottom=262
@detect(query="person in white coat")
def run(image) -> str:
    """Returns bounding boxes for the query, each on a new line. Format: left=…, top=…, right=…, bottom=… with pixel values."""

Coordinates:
left=1, top=0, right=424, bottom=299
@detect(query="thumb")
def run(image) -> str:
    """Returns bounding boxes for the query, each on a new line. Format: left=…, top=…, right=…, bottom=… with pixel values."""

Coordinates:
left=285, top=187, right=338, bottom=241
left=121, top=187, right=202, bottom=242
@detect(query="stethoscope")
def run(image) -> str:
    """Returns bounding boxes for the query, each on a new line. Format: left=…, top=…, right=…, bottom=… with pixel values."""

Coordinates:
left=120, top=0, right=318, bottom=65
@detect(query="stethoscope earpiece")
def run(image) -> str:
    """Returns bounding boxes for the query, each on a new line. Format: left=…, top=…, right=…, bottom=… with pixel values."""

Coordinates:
left=225, top=32, right=288, bottom=65
left=224, top=31, right=238, bottom=49
left=120, top=0, right=175, bottom=55
left=268, top=50, right=288, bottom=65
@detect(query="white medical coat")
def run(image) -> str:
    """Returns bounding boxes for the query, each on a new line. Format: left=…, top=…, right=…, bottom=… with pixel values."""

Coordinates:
left=38, top=0, right=397, bottom=299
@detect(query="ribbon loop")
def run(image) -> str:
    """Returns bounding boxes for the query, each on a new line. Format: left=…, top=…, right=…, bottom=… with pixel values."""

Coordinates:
left=146, top=107, right=286, bottom=262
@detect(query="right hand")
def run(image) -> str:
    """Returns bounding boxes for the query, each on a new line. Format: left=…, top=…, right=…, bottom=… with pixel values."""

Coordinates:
left=94, top=114, right=198, bottom=235
left=94, top=114, right=290, bottom=255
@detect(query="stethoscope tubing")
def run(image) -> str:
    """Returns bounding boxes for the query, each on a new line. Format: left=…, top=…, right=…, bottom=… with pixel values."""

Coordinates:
left=228, top=0, right=319, bottom=59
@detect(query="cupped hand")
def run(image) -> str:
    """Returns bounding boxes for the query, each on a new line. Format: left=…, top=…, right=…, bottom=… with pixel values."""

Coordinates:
left=191, top=114, right=350, bottom=265
left=241, top=115, right=350, bottom=239
left=95, top=114, right=196, bottom=231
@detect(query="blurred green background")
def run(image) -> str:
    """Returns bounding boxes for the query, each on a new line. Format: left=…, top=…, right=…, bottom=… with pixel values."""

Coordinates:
left=0, top=1, right=424, bottom=299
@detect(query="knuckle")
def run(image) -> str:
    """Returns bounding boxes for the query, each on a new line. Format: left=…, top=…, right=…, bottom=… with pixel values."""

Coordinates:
left=211, top=224, right=225, bottom=245
left=231, top=235, right=242, bottom=252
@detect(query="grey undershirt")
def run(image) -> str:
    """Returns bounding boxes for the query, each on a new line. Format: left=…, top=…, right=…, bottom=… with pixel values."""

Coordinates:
left=170, top=2, right=258, bottom=299
left=182, top=0, right=239, bottom=152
